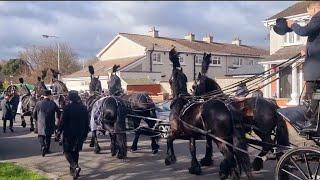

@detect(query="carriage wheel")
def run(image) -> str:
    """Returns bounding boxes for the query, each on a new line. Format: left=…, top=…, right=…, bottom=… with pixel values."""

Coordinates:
left=275, top=147, right=320, bottom=180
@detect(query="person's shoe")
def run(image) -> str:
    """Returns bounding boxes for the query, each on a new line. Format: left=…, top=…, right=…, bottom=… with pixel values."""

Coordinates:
left=69, top=167, right=75, bottom=176
left=73, top=167, right=81, bottom=179
left=41, top=147, right=46, bottom=157
left=9, top=128, right=14, bottom=133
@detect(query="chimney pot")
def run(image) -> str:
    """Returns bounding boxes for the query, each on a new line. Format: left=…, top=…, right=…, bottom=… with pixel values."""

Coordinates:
left=148, top=26, right=159, bottom=38
left=232, top=37, right=241, bottom=46
left=185, top=32, right=195, bottom=41
left=203, top=34, right=213, bottom=43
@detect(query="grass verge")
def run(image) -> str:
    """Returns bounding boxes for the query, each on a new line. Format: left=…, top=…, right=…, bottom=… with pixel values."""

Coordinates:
left=0, top=162, right=47, bottom=180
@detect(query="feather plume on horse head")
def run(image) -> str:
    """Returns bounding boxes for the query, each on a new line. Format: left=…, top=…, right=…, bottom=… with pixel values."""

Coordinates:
left=37, top=76, right=41, bottom=82
left=50, top=68, right=59, bottom=79
left=41, top=69, right=47, bottom=80
left=169, top=48, right=180, bottom=69
left=19, top=77, right=24, bottom=84
left=201, top=53, right=211, bottom=75
left=112, top=65, right=120, bottom=73
left=88, top=65, right=94, bottom=75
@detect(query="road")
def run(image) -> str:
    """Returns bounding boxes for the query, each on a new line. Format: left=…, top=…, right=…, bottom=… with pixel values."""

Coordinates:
left=0, top=112, right=277, bottom=180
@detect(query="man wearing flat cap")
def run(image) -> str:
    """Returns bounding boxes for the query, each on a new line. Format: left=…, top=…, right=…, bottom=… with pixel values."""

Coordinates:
left=33, top=89, right=61, bottom=157
left=276, top=2, right=320, bottom=129
left=56, top=90, right=89, bottom=179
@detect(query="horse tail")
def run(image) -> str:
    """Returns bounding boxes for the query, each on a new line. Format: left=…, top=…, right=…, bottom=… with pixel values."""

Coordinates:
left=230, top=108, right=252, bottom=177
left=233, top=126, right=252, bottom=177
left=275, top=113, right=289, bottom=152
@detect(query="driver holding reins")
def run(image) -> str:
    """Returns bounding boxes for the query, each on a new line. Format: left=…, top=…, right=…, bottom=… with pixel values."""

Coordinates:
left=274, top=2, right=320, bottom=129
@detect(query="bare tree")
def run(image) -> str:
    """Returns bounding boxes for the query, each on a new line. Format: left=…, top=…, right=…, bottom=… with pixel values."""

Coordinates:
left=18, top=43, right=81, bottom=84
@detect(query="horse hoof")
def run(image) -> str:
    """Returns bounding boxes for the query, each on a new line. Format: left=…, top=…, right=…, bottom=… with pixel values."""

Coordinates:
left=130, top=147, right=137, bottom=152
left=252, top=158, right=263, bottom=171
left=152, top=149, right=158, bottom=154
left=165, top=156, right=176, bottom=166
left=188, top=165, right=202, bottom=175
left=21, top=122, right=26, bottom=128
left=200, top=157, right=213, bottom=166
left=89, top=143, right=94, bottom=148
left=94, top=146, right=101, bottom=154
left=30, top=127, right=34, bottom=132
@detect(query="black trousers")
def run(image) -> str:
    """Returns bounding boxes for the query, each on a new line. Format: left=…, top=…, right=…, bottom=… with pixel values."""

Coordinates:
left=305, top=81, right=320, bottom=111
left=38, top=135, right=51, bottom=151
left=64, top=150, right=79, bottom=170
left=3, top=119, right=13, bottom=131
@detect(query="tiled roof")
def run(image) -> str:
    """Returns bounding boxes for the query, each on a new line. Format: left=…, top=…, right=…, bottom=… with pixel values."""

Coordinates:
left=120, top=33, right=198, bottom=53
left=266, top=2, right=312, bottom=21
left=226, top=64, right=264, bottom=76
left=120, top=33, right=268, bottom=57
left=122, top=78, right=155, bottom=85
left=264, top=45, right=305, bottom=61
left=175, top=39, right=268, bottom=57
left=64, top=56, right=144, bottom=78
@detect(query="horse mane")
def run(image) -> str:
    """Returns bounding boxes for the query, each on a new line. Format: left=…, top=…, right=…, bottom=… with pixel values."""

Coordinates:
left=201, top=53, right=211, bottom=74
left=169, top=48, right=180, bottom=69
left=50, top=68, right=59, bottom=79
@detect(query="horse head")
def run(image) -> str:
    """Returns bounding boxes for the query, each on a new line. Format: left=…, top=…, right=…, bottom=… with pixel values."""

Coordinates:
left=169, top=48, right=188, bottom=98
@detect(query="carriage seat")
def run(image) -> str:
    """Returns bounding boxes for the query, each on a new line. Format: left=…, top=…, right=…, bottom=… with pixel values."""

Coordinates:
left=277, top=105, right=318, bottom=133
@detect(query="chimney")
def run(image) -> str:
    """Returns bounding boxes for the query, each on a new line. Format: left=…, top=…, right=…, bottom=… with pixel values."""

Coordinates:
left=232, top=37, right=241, bottom=46
left=184, top=32, right=195, bottom=41
left=148, top=26, right=159, bottom=38
left=203, top=34, right=213, bottom=43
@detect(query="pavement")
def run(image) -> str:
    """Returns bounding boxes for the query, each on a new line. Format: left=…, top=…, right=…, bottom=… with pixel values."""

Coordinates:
left=0, top=112, right=277, bottom=180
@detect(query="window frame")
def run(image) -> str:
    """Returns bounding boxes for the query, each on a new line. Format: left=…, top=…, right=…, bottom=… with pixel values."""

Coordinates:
left=152, top=52, right=162, bottom=64
left=232, top=57, right=243, bottom=67
left=210, top=56, right=222, bottom=66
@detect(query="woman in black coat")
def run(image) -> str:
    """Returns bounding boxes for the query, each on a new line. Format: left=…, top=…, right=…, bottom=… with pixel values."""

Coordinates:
left=1, top=93, right=14, bottom=133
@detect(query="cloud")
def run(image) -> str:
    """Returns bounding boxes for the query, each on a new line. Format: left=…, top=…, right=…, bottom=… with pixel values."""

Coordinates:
left=0, top=1, right=296, bottom=60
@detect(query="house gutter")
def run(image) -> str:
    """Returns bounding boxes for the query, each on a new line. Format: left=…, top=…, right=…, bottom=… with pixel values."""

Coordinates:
left=149, top=44, right=155, bottom=72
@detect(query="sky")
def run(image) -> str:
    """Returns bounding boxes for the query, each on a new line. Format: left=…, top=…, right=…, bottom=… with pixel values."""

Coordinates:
left=0, top=1, right=297, bottom=61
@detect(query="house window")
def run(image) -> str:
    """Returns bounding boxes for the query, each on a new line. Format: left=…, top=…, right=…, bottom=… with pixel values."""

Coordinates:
left=152, top=53, right=162, bottom=64
left=211, top=56, right=221, bottom=66
left=195, top=55, right=202, bottom=65
left=233, top=57, right=243, bottom=67
left=81, top=81, right=89, bottom=86
left=284, top=31, right=301, bottom=44
left=249, top=60, right=254, bottom=65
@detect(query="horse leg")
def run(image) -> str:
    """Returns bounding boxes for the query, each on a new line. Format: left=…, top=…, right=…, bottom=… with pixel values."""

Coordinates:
left=21, top=115, right=26, bottom=128
left=130, top=118, right=141, bottom=152
left=200, top=135, right=213, bottom=166
left=109, top=132, right=117, bottom=157
left=215, top=139, right=239, bottom=180
left=92, top=130, right=101, bottom=154
left=30, top=116, right=35, bottom=132
left=146, top=117, right=159, bottom=154
left=165, top=135, right=176, bottom=165
left=252, top=132, right=272, bottom=171
left=116, top=131, right=127, bottom=159
left=188, top=137, right=201, bottom=175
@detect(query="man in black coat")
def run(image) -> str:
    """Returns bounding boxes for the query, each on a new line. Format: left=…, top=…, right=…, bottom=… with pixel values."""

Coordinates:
left=1, top=93, right=14, bottom=133
left=33, top=90, right=61, bottom=157
left=287, top=2, right=320, bottom=129
left=57, top=90, right=89, bottom=179
left=235, top=82, right=249, bottom=97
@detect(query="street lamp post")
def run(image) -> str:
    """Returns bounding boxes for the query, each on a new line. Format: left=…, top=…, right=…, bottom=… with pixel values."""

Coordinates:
left=42, top=34, right=60, bottom=80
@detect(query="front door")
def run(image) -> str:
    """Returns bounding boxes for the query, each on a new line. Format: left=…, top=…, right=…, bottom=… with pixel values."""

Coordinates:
left=279, top=66, right=292, bottom=98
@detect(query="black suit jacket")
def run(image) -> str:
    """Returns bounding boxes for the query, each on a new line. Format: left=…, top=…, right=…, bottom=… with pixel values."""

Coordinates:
left=291, top=12, right=320, bottom=81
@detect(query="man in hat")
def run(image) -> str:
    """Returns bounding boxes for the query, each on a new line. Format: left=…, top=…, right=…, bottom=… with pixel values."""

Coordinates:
left=1, top=93, right=14, bottom=133
left=235, top=82, right=249, bottom=97
left=56, top=90, right=89, bottom=179
left=286, top=2, right=320, bottom=129
left=33, top=89, right=61, bottom=157
left=108, top=65, right=124, bottom=96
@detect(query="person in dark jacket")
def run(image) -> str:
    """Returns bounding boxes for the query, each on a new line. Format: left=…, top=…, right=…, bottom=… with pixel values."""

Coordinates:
left=56, top=90, right=89, bottom=179
left=287, top=2, right=320, bottom=129
left=1, top=93, right=14, bottom=133
left=33, top=90, right=61, bottom=157
left=252, top=85, right=264, bottom=98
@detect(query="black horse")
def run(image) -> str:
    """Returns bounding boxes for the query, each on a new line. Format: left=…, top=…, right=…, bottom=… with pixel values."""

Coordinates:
left=91, top=96, right=128, bottom=159
left=87, top=65, right=159, bottom=154
left=166, top=49, right=251, bottom=179
left=192, top=53, right=290, bottom=171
